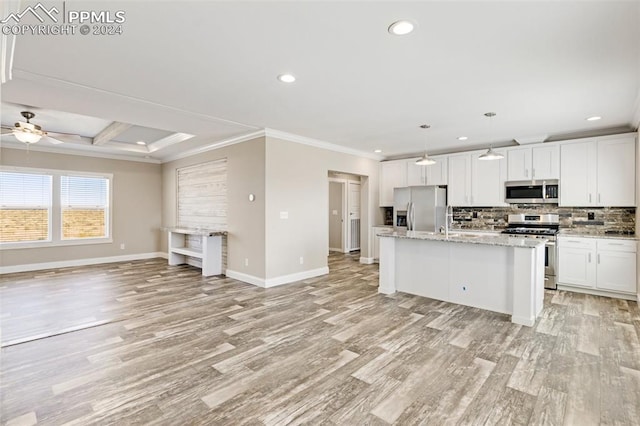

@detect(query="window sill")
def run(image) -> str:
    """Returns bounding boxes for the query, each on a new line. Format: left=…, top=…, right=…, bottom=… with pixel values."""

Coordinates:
left=0, top=238, right=113, bottom=250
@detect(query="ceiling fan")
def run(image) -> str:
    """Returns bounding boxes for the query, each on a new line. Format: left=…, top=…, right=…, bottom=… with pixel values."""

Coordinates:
left=1, top=111, right=81, bottom=145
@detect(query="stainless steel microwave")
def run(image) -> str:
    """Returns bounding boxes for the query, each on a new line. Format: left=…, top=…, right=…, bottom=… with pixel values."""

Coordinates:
left=505, top=180, right=559, bottom=204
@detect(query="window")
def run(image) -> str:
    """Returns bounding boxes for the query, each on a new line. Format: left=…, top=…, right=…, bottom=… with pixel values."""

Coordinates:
left=0, top=171, right=52, bottom=243
left=0, top=167, right=112, bottom=248
left=61, top=175, right=109, bottom=239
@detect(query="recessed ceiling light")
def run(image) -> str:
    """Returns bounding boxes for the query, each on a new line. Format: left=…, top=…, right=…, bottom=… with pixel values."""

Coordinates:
left=136, top=141, right=146, bottom=145
left=457, top=136, right=468, bottom=141
left=277, top=74, right=296, bottom=83
left=388, top=20, right=414, bottom=36
left=586, top=116, right=601, bottom=121
left=374, top=149, right=382, bottom=153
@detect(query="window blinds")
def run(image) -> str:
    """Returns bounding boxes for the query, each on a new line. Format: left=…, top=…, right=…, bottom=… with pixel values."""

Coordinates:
left=61, top=175, right=109, bottom=239
left=0, top=171, right=52, bottom=242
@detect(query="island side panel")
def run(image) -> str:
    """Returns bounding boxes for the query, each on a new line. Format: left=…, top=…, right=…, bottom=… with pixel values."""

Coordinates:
left=378, top=236, right=396, bottom=294
left=511, top=245, right=544, bottom=326
left=395, top=238, right=450, bottom=302
left=448, top=243, right=512, bottom=315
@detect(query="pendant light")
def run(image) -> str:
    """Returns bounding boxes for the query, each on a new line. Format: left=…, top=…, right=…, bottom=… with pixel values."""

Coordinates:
left=478, top=112, right=504, bottom=161
left=415, top=124, right=436, bottom=165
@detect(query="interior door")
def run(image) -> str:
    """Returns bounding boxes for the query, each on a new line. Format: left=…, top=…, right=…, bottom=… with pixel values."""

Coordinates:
left=328, top=181, right=344, bottom=252
left=347, top=182, right=361, bottom=251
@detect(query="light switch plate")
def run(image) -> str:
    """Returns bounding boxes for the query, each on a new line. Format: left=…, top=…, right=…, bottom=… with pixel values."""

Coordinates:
left=280, top=211, right=289, bottom=219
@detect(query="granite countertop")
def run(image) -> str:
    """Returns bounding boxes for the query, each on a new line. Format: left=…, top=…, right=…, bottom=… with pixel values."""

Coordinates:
left=557, top=229, right=637, bottom=240
left=163, top=227, right=228, bottom=236
left=377, top=230, right=545, bottom=248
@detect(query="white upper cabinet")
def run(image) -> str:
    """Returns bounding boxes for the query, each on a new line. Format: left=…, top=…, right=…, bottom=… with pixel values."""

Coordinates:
left=425, top=156, right=448, bottom=186
left=507, top=145, right=559, bottom=181
left=596, top=136, right=636, bottom=207
left=447, top=154, right=472, bottom=206
left=560, top=141, right=597, bottom=206
left=406, top=156, right=448, bottom=186
left=447, top=151, right=505, bottom=206
left=507, top=148, right=532, bottom=180
left=560, top=135, right=635, bottom=207
left=406, top=160, right=425, bottom=186
left=379, top=160, right=407, bottom=206
left=471, top=151, right=507, bottom=206
left=531, top=145, right=560, bottom=180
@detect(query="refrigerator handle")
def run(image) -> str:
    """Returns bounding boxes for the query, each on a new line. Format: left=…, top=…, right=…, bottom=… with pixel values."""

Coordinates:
left=407, top=202, right=412, bottom=230
left=410, top=202, right=415, bottom=231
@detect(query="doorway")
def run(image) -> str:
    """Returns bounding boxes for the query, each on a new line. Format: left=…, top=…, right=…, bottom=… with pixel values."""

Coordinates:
left=328, top=172, right=361, bottom=253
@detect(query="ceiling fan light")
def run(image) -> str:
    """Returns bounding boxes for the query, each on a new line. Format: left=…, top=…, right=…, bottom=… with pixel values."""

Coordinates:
left=478, top=146, right=504, bottom=161
left=415, top=154, right=436, bottom=165
left=13, top=130, right=42, bottom=144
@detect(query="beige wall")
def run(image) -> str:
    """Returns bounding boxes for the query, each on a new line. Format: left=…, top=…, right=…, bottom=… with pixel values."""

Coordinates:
left=265, top=136, right=380, bottom=279
left=0, top=148, right=162, bottom=267
left=162, top=137, right=266, bottom=278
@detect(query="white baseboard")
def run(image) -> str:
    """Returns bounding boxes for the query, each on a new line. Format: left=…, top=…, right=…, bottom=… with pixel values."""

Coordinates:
left=225, top=269, right=265, bottom=287
left=359, top=257, right=375, bottom=265
left=557, top=284, right=637, bottom=301
left=511, top=315, right=535, bottom=327
left=226, top=267, right=329, bottom=288
left=0, top=252, right=167, bottom=275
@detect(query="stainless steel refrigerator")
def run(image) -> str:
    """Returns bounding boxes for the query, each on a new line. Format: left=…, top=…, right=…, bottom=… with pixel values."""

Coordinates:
left=393, top=186, right=447, bottom=232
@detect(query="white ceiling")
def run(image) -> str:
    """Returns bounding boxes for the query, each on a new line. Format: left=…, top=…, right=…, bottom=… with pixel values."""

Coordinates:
left=1, top=1, right=639, bottom=162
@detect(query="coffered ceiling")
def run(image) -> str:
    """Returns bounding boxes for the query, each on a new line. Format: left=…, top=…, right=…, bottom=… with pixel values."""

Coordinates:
left=1, top=1, right=639, bottom=162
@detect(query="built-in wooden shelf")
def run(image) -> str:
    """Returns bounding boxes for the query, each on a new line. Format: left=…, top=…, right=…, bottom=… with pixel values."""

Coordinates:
left=165, top=228, right=227, bottom=276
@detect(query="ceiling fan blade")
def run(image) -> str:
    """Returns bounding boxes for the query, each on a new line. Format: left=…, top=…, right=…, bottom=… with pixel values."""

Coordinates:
left=1, top=127, right=14, bottom=134
left=46, top=132, right=83, bottom=143
left=42, top=135, right=64, bottom=145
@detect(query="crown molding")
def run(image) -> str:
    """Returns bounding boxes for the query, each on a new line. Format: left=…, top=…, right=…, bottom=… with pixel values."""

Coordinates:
left=0, top=142, right=161, bottom=164
left=161, top=128, right=385, bottom=163
left=264, top=128, right=384, bottom=161
left=160, top=130, right=266, bottom=163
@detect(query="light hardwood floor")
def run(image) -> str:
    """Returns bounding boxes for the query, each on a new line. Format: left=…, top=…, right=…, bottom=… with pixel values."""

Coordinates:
left=1, top=253, right=639, bottom=425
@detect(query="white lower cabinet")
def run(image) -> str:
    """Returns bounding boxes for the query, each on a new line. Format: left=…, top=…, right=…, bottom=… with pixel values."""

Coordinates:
left=558, top=237, right=637, bottom=295
left=596, top=240, right=637, bottom=293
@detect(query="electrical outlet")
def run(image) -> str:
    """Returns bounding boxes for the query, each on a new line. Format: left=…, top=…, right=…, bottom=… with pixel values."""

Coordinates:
left=120, top=243, right=125, bottom=250
left=299, top=256, right=304, bottom=265
left=245, top=258, right=249, bottom=267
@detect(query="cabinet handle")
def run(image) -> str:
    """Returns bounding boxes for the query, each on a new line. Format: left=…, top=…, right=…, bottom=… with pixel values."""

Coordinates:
left=589, top=194, right=592, bottom=203
left=525, top=169, right=528, bottom=178
left=607, top=243, right=624, bottom=246
left=597, top=253, right=600, bottom=264
left=588, top=253, right=591, bottom=262
left=532, top=168, right=535, bottom=178
left=598, top=193, right=601, bottom=203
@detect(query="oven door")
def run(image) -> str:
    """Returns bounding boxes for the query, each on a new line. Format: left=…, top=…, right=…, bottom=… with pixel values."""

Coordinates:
left=544, top=241, right=557, bottom=289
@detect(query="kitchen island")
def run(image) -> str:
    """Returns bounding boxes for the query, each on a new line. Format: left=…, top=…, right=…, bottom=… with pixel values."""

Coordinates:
left=378, top=231, right=545, bottom=326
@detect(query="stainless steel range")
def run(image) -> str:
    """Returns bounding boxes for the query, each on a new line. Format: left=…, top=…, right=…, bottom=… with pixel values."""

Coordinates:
left=502, top=214, right=559, bottom=290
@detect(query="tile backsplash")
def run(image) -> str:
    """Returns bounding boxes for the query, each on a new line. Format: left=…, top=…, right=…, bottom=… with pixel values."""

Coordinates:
left=453, top=205, right=636, bottom=234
